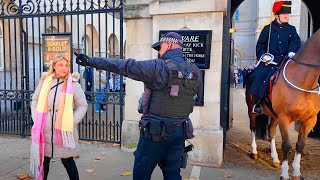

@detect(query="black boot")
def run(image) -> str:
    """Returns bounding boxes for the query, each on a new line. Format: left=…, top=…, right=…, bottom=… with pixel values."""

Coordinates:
left=252, top=97, right=263, bottom=114
left=43, top=156, right=51, bottom=180
left=61, top=157, right=79, bottom=180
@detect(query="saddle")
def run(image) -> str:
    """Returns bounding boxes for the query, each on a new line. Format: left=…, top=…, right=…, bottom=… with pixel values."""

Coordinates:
left=261, top=58, right=289, bottom=117
left=268, top=58, right=289, bottom=100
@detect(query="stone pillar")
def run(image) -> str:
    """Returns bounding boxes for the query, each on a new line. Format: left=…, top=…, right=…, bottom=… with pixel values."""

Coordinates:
left=122, top=0, right=225, bottom=167
left=121, top=0, right=154, bottom=151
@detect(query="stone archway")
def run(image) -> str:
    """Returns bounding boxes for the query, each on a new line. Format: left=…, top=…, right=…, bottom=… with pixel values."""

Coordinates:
left=45, top=16, right=71, bottom=33
left=46, top=26, right=58, bottom=33
left=83, top=24, right=99, bottom=56
left=108, top=33, right=119, bottom=58
left=221, top=0, right=320, bottom=133
left=231, top=0, right=320, bottom=33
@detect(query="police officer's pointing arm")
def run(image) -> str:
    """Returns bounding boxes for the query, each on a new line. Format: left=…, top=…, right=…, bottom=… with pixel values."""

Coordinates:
left=88, top=57, right=169, bottom=89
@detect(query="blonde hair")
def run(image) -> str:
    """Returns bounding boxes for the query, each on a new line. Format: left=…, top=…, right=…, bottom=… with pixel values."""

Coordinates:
left=42, top=57, right=71, bottom=80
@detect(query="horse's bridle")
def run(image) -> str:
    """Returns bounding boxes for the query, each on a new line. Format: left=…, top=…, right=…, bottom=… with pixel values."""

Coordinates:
left=283, top=59, right=320, bottom=94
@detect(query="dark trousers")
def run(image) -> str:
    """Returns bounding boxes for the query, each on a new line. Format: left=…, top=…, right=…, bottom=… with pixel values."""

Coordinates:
left=133, top=125, right=184, bottom=180
left=43, top=156, right=79, bottom=180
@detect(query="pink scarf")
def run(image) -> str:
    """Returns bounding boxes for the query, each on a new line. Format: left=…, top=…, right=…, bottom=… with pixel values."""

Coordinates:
left=30, top=73, right=74, bottom=180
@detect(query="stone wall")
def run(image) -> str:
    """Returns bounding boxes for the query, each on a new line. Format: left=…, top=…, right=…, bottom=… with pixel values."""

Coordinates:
left=122, top=0, right=225, bottom=167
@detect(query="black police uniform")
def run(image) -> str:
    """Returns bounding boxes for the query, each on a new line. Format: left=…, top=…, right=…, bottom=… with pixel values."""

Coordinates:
left=76, top=48, right=203, bottom=180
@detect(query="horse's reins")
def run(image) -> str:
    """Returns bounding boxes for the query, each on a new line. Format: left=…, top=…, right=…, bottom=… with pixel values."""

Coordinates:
left=292, top=57, right=320, bottom=67
left=283, top=59, right=320, bottom=94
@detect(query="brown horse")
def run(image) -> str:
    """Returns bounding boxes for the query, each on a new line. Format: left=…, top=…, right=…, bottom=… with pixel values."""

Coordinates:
left=246, top=29, right=320, bottom=180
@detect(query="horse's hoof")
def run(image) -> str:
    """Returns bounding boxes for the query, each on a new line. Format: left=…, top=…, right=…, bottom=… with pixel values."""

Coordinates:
left=280, top=176, right=290, bottom=180
left=292, top=175, right=304, bottom=180
left=271, top=162, right=281, bottom=168
left=250, top=153, right=258, bottom=160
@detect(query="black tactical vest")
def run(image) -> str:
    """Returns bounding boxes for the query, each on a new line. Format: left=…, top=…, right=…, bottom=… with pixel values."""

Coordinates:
left=148, top=59, right=200, bottom=118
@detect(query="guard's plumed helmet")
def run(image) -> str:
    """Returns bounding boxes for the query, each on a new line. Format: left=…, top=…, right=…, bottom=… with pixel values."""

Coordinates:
left=272, top=1, right=292, bottom=15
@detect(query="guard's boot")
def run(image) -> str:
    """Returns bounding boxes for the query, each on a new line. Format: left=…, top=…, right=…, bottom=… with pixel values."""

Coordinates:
left=252, top=103, right=263, bottom=114
left=252, top=97, right=263, bottom=114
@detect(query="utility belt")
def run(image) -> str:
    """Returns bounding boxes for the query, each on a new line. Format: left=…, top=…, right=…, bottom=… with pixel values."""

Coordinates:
left=139, top=118, right=194, bottom=169
left=138, top=118, right=194, bottom=142
left=138, top=119, right=181, bottom=142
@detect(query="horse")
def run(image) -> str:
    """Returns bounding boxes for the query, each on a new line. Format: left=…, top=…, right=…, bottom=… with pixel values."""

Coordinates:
left=245, top=28, right=320, bottom=180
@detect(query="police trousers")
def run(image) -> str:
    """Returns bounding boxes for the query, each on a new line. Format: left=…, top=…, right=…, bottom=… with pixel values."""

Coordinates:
left=133, top=120, right=185, bottom=180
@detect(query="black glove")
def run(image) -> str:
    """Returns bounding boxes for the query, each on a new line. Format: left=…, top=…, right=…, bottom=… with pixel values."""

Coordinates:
left=74, top=52, right=89, bottom=66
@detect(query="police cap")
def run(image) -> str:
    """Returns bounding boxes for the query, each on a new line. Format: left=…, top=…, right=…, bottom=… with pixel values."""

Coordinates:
left=151, top=32, right=185, bottom=51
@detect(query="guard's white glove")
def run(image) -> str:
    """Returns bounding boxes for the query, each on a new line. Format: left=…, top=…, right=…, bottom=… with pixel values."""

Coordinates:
left=288, top=52, right=295, bottom=58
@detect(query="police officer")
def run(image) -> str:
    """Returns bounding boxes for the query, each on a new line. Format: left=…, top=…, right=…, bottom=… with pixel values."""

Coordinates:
left=74, top=32, right=203, bottom=180
left=250, top=1, right=301, bottom=113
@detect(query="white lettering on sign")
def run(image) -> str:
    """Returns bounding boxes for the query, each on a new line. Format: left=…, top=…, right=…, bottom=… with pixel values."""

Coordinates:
left=193, top=43, right=204, bottom=48
left=194, top=54, right=205, bottom=58
left=183, top=47, right=192, bottom=51
left=182, top=35, right=200, bottom=42
left=186, top=58, right=195, bottom=63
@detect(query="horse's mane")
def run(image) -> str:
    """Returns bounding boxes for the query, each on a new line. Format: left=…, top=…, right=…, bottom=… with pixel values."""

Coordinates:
left=295, top=29, right=320, bottom=64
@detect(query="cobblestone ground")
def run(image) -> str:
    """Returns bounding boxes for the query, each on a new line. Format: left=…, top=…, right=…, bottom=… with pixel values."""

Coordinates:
left=225, top=88, right=320, bottom=180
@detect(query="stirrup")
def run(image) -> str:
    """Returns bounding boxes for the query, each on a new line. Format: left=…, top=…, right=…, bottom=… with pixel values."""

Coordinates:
left=252, top=104, right=263, bottom=114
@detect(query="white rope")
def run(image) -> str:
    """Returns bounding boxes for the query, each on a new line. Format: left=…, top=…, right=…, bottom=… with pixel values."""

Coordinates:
left=267, top=0, right=277, bottom=53
left=267, top=17, right=272, bottom=54
left=283, top=59, right=320, bottom=94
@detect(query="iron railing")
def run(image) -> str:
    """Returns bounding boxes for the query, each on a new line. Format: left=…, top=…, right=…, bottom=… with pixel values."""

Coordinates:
left=0, top=0, right=124, bottom=143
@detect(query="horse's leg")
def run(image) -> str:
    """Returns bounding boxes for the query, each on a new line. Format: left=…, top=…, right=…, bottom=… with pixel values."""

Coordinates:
left=246, top=90, right=259, bottom=159
left=292, top=115, right=317, bottom=180
left=250, top=129, right=258, bottom=159
left=279, top=118, right=291, bottom=180
left=268, top=117, right=280, bottom=168
left=249, top=111, right=258, bottom=159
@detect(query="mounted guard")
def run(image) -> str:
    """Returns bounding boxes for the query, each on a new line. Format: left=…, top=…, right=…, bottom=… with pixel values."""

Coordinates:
left=249, top=0, right=301, bottom=114
left=245, top=1, right=320, bottom=179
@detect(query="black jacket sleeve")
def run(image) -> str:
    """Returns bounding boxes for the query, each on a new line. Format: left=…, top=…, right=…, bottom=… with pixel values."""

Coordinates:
left=88, top=57, right=170, bottom=90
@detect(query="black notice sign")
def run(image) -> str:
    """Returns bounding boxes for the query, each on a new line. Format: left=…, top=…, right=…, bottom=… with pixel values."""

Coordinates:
left=159, top=30, right=212, bottom=69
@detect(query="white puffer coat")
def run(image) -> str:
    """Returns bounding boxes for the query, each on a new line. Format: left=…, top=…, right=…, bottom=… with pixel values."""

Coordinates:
left=31, top=72, right=88, bottom=158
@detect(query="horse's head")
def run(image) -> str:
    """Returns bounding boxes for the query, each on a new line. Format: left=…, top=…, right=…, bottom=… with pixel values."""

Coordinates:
left=295, top=29, right=320, bottom=67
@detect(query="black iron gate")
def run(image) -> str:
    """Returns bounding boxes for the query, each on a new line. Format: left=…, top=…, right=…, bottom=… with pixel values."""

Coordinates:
left=0, top=0, right=124, bottom=143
